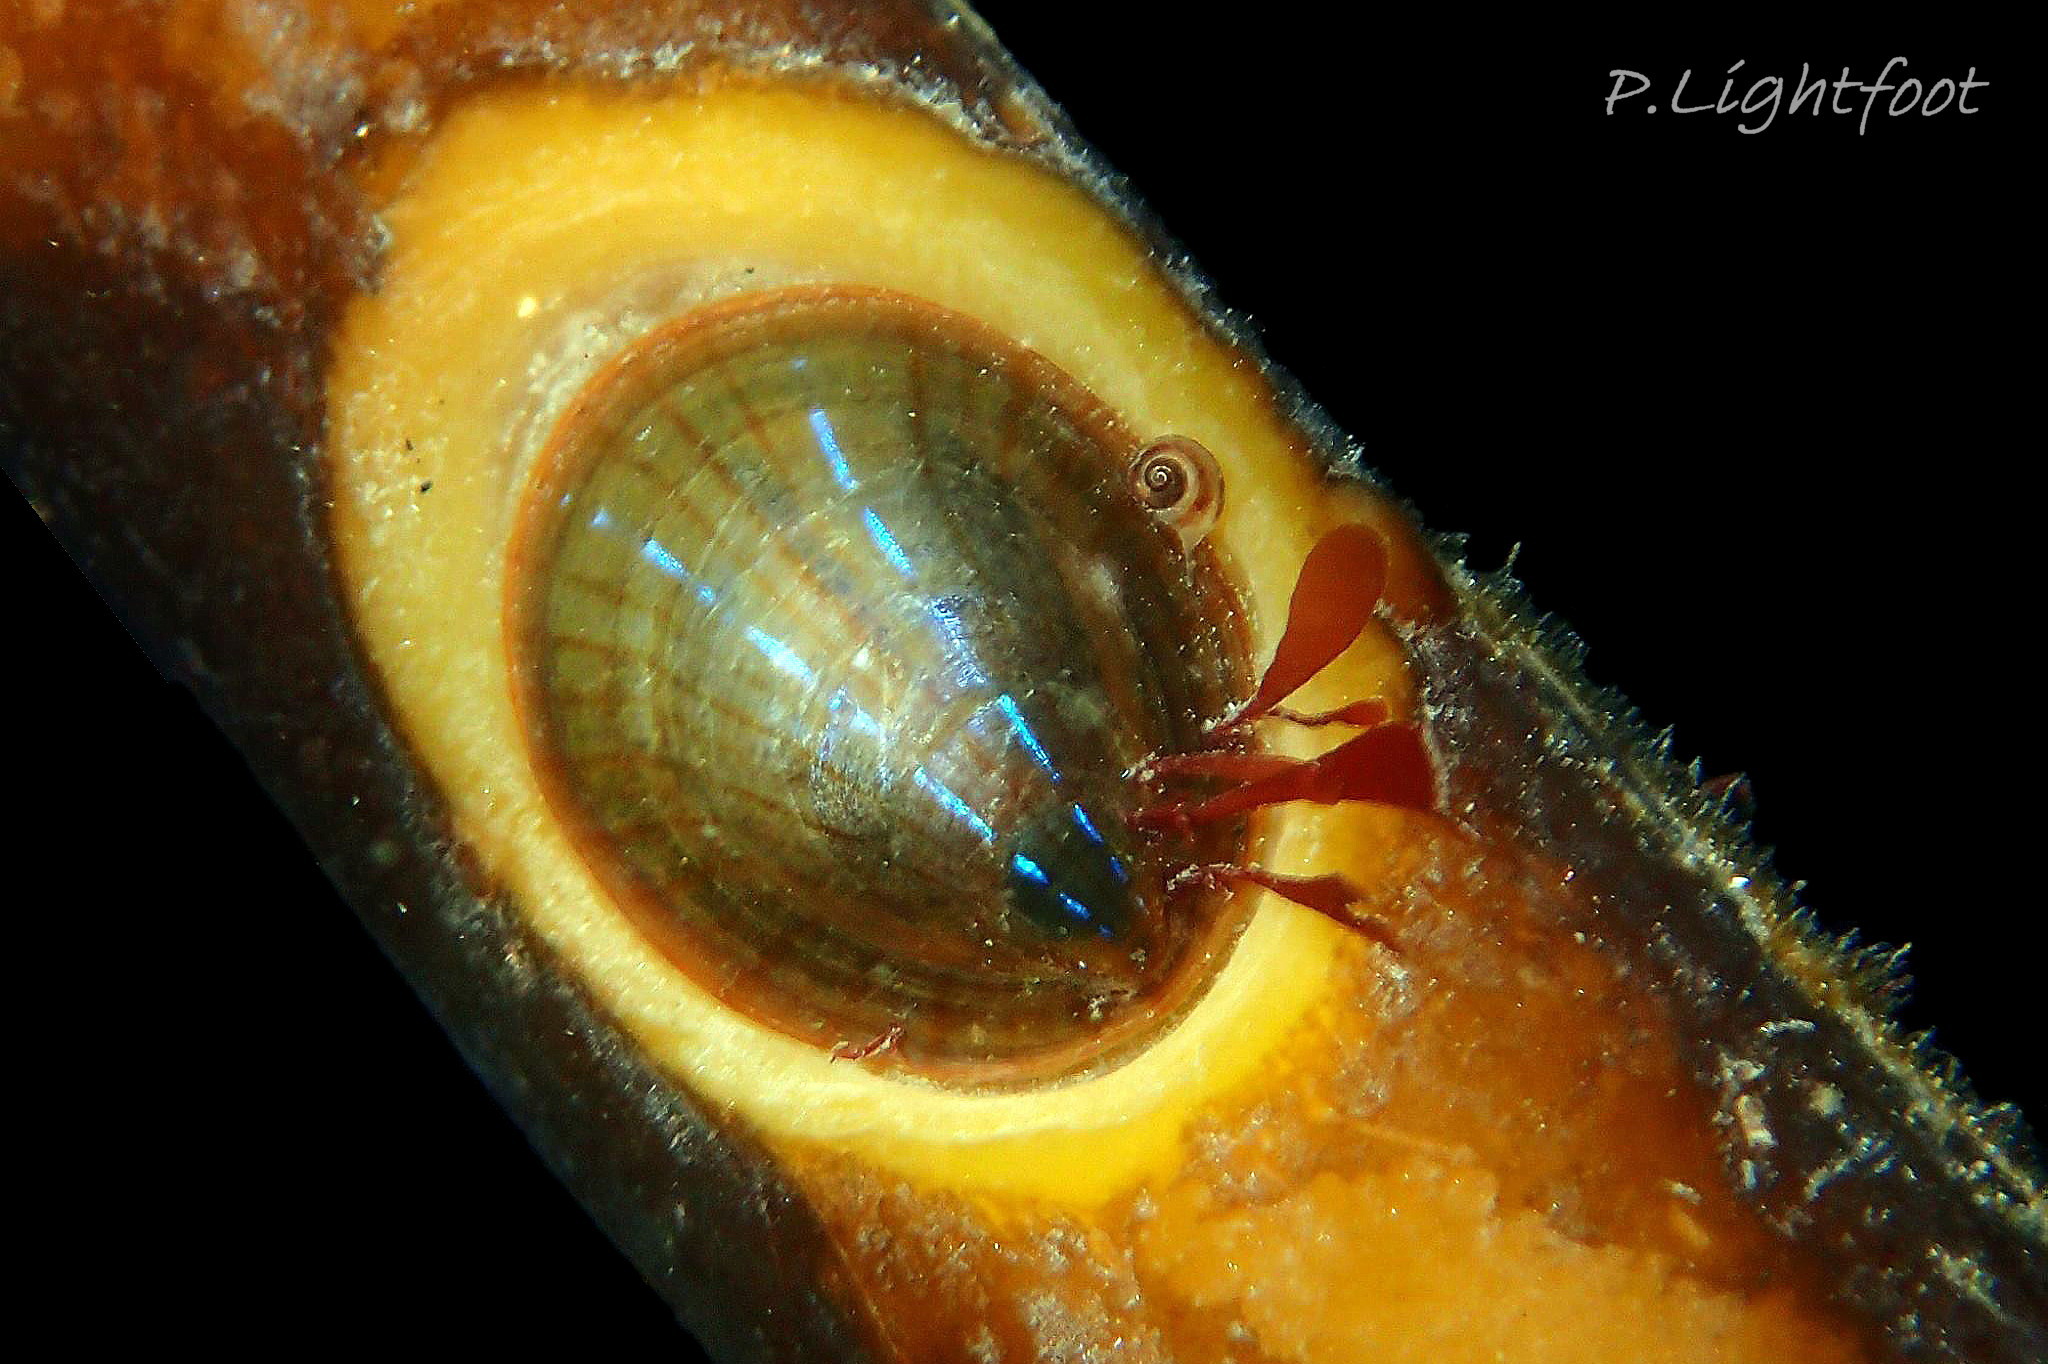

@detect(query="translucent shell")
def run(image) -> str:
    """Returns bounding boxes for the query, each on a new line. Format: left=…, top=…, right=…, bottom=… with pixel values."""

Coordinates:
left=506, top=287, right=1248, bottom=1081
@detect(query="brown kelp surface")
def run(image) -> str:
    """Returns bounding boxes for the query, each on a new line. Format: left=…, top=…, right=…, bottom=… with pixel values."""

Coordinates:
left=3, top=4, right=2039, bottom=1361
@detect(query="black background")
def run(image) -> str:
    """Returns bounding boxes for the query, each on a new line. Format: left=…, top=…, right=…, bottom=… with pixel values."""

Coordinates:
left=9, top=7, right=2029, bottom=1354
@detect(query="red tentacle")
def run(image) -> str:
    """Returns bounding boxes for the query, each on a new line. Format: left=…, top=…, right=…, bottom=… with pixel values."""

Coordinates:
left=1264, top=698, right=1392, bottom=729
left=1171, top=865, right=1399, bottom=950
left=1139, top=523, right=1432, bottom=952
left=829, top=1024, right=905, bottom=1062
left=1135, top=722, right=1436, bottom=831
left=1210, top=524, right=1389, bottom=733
left=1143, top=700, right=1389, bottom=782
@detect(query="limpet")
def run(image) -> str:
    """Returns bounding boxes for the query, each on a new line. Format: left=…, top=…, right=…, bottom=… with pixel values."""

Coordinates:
left=507, top=286, right=1249, bottom=1081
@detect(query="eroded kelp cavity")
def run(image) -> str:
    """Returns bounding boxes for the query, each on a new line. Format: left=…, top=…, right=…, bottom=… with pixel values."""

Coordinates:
left=508, top=287, right=1249, bottom=1083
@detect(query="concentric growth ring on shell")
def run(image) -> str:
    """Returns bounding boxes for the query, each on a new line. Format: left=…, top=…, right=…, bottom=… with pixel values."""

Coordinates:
left=506, top=287, right=1251, bottom=1084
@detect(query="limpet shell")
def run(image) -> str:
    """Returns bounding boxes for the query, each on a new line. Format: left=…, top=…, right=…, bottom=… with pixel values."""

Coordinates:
left=508, top=287, right=1249, bottom=1080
